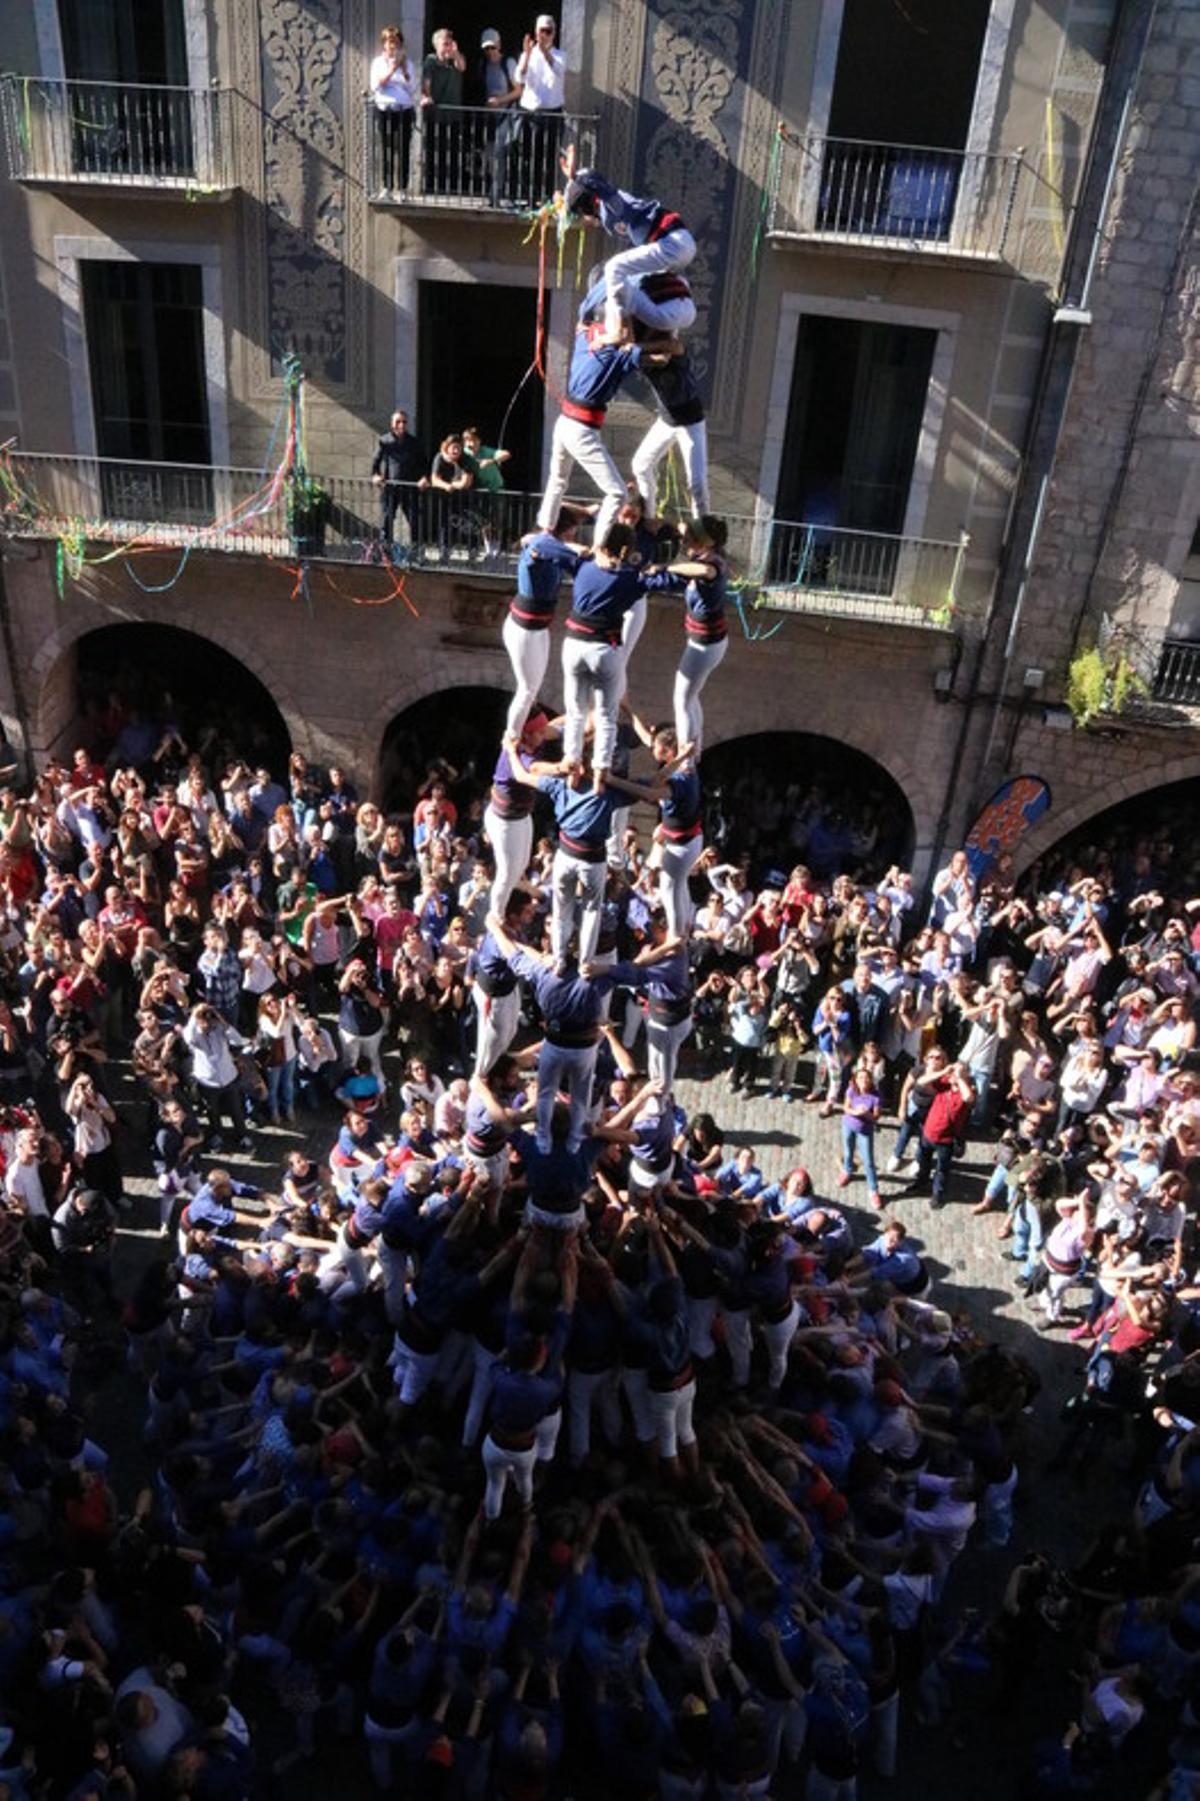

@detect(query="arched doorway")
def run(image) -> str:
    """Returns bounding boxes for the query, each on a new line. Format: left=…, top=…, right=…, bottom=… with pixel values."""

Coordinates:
left=378, top=685, right=512, bottom=817
left=700, top=731, right=916, bottom=882
left=1023, top=775, right=1200, bottom=900
left=71, top=623, right=291, bottom=774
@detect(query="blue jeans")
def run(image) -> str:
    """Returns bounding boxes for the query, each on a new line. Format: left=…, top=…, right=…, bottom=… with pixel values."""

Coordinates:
left=265, top=1057, right=296, bottom=1116
left=894, top=1110, right=923, bottom=1161
left=985, top=1165, right=1011, bottom=1206
left=915, top=1135, right=954, bottom=1203
left=1013, top=1197, right=1044, bottom=1274
left=969, top=1064, right=993, bottom=1130
left=842, top=1119, right=878, bottom=1188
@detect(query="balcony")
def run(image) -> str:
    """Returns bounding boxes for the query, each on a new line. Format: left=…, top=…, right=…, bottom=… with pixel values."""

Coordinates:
left=0, top=75, right=232, bottom=193
left=769, top=131, right=1028, bottom=266
left=363, top=101, right=596, bottom=214
left=1153, top=638, right=1200, bottom=707
left=725, top=516, right=967, bottom=626
left=0, top=450, right=968, bottom=627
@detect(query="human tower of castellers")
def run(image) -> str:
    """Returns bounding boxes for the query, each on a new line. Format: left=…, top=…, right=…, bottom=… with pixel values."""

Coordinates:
left=7, top=166, right=1044, bottom=1801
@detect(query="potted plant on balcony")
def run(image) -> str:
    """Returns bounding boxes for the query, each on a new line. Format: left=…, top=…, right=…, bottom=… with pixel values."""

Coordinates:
left=1065, top=641, right=1148, bottom=728
left=288, top=472, right=331, bottom=558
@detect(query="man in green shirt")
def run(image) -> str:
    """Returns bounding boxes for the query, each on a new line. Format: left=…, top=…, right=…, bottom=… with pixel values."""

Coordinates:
left=462, top=425, right=512, bottom=555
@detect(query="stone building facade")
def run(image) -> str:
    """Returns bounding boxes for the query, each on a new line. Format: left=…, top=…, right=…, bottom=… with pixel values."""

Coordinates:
left=0, top=0, right=1195, bottom=882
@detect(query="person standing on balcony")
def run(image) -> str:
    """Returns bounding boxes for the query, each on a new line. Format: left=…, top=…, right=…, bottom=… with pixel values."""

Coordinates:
left=473, top=29, right=520, bottom=204
left=538, top=318, right=682, bottom=546
left=429, top=433, right=477, bottom=557
left=369, top=25, right=418, bottom=196
left=563, top=167, right=697, bottom=342
left=371, top=410, right=430, bottom=556
left=421, top=27, right=466, bottom=194
left=462, top=425, right=512, bottom=557
left=512, top=14, right=567, bottom=204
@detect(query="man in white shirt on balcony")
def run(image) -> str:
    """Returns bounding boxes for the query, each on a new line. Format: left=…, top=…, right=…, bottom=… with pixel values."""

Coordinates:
left=511, top=15, right=566, bottom=204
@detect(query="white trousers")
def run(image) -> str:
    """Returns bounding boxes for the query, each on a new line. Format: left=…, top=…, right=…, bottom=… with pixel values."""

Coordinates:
left=625, top=286, right=697, bottom=335
left=762, top=1299, right=801, bottom=1391
left=338, top=1026, right=385, bottom=1083
left=567, top=1365, right=622, bottom=1462
left=482, top=1433, right=536, bottom=1519
left=621, top=593, right=648, bottom=668
left=562, top=635, right=623, bottom=770
left=551, top=847, right=607, bottom=964
left=502, top=615, right=552, bottom=738
left=484, top=803, right=533, bottom=915
left=538, top=415, right=625, bottom=542
left=390, top=1337, right=439, bottom=1406
left=462, top=1338, right=497, bottom=1446
left=648, top=1378, right=697, bottom=1458
left=631, top=414, right=710, bottom=517
left=536, top=1039, right=598, bottom=1152
left=317, top=1225, right=370, bottom=1301
left=606, top=803, right=631, bottom=868
left=464, top=1144, right=509, bottom=1193
left=472, top=979, right=522, bottom=1076
left=1044, top=1268, right=1076, bottom=1322
left=673, top=635, right=728, bottom=755
left=659, top=833, right=703, bottom=936
left=647, top=1011, right=692, bottom=1092
left=603, top=229, right=698, bottom=336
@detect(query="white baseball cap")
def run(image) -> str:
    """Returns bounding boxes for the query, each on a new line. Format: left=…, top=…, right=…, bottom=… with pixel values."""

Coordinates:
left=536, top=14, right=556, bottom=29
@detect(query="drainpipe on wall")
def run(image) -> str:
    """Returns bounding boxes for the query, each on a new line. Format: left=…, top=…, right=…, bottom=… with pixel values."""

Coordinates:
left=0, top=552, right=34, bottom=783
left=924, top=0, right=1159, bottom=894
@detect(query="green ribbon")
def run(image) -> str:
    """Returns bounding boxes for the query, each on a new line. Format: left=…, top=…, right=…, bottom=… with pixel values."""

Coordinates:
left=750, top=125, right=785, bottom=282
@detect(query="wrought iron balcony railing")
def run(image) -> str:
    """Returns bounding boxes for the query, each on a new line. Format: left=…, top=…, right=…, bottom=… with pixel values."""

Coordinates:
left=0, top=75, right=231, bottom=190
left=0, top=450, right=968, bottom=625
left=769, top=131, right=1030, bottom=265
left=1153, top=638, right=1200, bottom=707
left=363, top=100, right=596, bottom=212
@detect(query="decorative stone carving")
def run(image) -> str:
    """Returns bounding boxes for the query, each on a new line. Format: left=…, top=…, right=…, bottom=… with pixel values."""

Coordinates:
left=260, top=0, right=347, bottom=381
left=640, top=0, right=742, bottom=387
left=711, top=1, right=789, bottom=433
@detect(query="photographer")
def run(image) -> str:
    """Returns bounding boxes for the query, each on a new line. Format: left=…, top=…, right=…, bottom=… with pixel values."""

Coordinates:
left=65, top=1072, right=122, bottom=1211
left=337, top=957, right=386, bottom=1083
left=182, top=1002, right=250, bottom=1152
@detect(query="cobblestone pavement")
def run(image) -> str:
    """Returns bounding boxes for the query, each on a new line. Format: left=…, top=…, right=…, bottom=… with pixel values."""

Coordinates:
left=93, top=1045, right=1129, bottom=1799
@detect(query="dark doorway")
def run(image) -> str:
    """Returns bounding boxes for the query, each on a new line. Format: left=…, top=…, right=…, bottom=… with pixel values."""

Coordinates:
left=417, top=280, right=544, bottom=492
left=700, top=732, right=914, bottom=882
left=828, top=0, right=991, bottom=149
left=74, top=624, right=290, bottom=776
left=82, top=261, right=212, bottom=521
left=1027, top=777, right=1200, bottom=903
left=379, top=685, right=513, bottom=818
left=58, top=0, right=194, bottom=177
left=777, top=314, right=936, bottom=535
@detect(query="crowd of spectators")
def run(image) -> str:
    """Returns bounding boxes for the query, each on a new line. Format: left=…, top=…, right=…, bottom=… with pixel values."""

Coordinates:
left=0, top=696, right=1199, bottom=1799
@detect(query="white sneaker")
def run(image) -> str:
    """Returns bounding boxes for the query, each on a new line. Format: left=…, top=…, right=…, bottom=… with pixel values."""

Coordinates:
left=885, top=1155, right=901, bottom=1175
